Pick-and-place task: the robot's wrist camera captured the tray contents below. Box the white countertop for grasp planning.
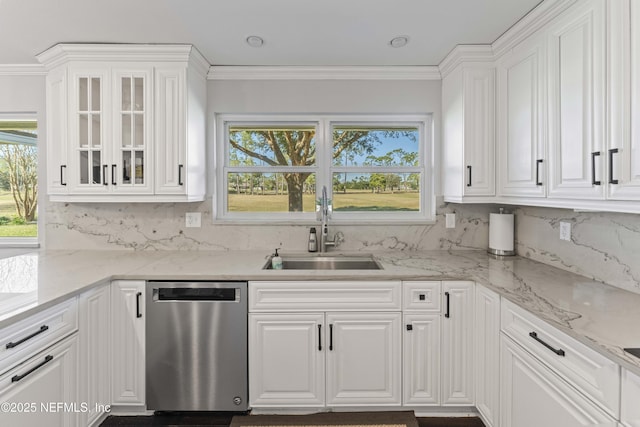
[1,249,639,376]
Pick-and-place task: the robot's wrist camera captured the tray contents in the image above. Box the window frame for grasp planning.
[214,114,434,224]
[0,112,39,248]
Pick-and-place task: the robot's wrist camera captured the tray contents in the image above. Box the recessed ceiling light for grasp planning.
[246,36,264,48]
[389,36,409,48]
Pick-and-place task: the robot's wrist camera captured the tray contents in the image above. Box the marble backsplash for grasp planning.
[44,199,491,253]
[513,206,640,294]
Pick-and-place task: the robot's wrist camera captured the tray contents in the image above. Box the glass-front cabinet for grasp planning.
[38,44,207,202]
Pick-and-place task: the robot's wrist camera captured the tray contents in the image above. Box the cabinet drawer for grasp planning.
[249,281,401,312]
[0,298,78,375]
[501,299,620,417]
[402,281,441,311]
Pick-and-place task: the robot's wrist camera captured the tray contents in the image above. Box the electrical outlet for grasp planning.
[185,212,201,228]
[559,221,571,241]
[445,213,456,229]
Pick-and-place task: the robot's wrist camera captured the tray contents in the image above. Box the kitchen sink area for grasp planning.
[262,253,383,270]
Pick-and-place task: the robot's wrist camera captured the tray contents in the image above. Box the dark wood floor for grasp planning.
[99,412,485,427]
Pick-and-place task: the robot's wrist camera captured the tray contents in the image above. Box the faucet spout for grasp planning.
[319,185,341,252]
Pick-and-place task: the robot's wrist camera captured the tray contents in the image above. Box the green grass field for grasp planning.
[228,190,419,212]
[0,191,37,237]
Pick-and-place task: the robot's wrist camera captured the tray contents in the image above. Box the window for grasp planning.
[0,115,38,245]
[216,115,433,223]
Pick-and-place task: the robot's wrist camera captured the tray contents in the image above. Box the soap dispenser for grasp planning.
[308,227,318,252]
[271,248,283,270]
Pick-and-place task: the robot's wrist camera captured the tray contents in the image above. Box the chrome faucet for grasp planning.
[319,186,343,252]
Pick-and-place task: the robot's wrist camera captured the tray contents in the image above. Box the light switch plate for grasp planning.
[445,213,456,229]
[186,212,201,228]
[559,221,571,241]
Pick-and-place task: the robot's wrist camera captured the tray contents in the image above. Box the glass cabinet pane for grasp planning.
[122,151,131,184]
[79,78,88,111]
[134,77,143,111]
[79,114,89,147]
[135,151,144,184]
[91,78,100,111]
[92,151,101,184]
[122,77,131,111]
[134,115,144,147]
[122,115,132,146]
[92,115,101,147]
[80,151,89,184]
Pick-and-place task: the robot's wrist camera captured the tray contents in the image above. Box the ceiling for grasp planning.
[0,0,542,66]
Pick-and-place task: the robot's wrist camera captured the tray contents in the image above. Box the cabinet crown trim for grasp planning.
[208,65,441,81]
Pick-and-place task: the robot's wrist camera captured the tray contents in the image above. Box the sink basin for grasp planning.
[263,254,382,270]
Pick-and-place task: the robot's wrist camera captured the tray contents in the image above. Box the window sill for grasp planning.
[0,238,40,248]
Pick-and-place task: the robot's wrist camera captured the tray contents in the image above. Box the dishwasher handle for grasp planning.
[155,287,239,302]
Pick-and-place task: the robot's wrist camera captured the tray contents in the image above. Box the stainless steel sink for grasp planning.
[263,254,382,270]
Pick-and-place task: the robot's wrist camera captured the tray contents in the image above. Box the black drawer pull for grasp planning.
[103,165,108,186]
[329,324,334,351]
[111,164,117,185]
[609,149,619,184]
[136,292,142,318]
[536,159,544,186]
[529,331,565,356]
[12,355,54,382]
[591,152,601,185]
[318,324,322,351]
[406,324,413,331]
[60,165,67,186]
[6,325,49,349]
[466,165,472,187]
[445,292,450,318]
[178,164,184,186]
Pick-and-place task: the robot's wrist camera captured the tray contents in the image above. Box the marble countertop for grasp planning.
[1,248,639,376]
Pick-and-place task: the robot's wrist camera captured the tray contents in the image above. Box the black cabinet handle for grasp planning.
[529,331,565,356]
[60,165,67,186]
[466,165,472,187]
[445,292,450,318]
[178,164,184,186]
[329,324,333,351]
[591,152,601,185]
[103,165,108,185]
[6,325,49,349]
[318,324,322,351]
[536,159,544,186]
[609,149,619,184]
[111,165,117,185]
[406,324,413,331]
[12,355,54,383]
[136,292,142,318]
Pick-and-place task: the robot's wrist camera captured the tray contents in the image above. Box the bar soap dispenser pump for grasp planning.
[308,227,318,252]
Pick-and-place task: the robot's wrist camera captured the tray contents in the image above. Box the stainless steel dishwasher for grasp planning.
[146,281,248,411]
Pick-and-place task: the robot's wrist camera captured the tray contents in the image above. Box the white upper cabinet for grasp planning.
[443,64,496,201]
[496,33,547,198]
[38,44,207,202]
[547,0,606,200]
[608,0,640,200]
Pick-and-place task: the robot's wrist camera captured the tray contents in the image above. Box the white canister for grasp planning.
[488,209,515,256]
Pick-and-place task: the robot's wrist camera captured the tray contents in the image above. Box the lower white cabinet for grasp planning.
[248,311,401,408]
[441,281,475,405]
[474,284,501,427]
[0,334,79,427]
[621,368,640,427]
[403,313,440,405]
[79,284,111,426]
[110,280,145,407]
[500,334,617,427]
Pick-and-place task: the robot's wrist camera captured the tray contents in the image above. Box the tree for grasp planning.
[0,143,37,221]
[229,128,415,211]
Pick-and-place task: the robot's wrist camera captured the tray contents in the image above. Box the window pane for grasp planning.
[0,119,38,238]
[332,126,419,166]
[332,173,420,212]
[227,172,315,213]
[228,126,316,167]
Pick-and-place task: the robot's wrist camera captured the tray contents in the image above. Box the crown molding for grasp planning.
[438,45,495,78]
[208,66,441,81]
[0,64,46,76]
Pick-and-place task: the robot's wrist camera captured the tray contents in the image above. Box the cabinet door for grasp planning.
[621,368,640,427]
[326,312,401,406]
[111,67,153,194]
[79,284,110,426]
[68,68,111,194]
[249,313,325,407]
[464,67,496,196]
[0,335,78,427]
[497,34,546,197]
[46,66,69,195]
[475,285,501,427]
[403,313,440,405]
[500,335,617,427]
[111,280,145,406]
[442,281,474,405]
[547,0,606,200]
[608,0,640,200]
